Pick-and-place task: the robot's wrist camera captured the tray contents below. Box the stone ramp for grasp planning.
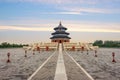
[63,51,94,80]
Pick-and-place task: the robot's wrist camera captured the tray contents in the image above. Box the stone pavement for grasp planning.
[27,43,94,80]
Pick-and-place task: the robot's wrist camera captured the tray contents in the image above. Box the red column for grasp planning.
[72,46,75,51]
[46,46,49,51]
[81,46,84,53]
[37,47,40,53]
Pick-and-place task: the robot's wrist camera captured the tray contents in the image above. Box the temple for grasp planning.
[50,22,71,43]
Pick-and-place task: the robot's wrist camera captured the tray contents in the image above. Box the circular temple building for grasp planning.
[50,22,71,43]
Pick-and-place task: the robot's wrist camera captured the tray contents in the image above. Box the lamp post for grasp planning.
[112,52,116,63]
[95,50,97,57]
[33,50,35,55]
[81,46,84,53]
[87,50,89,55]
[7,52,11,63]
[24,50,27,57]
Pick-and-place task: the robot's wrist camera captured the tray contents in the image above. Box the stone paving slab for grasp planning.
[63,51,94,80]
[28,51,58,80]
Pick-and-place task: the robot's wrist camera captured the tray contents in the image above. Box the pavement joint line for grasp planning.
[27,51,57,80]
[54,44,68,80]
[65,51,94,80]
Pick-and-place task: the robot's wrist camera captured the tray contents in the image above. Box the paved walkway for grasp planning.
[27,51,58,80]
[27,43,94,80]
[63,51,94,80]
[54,44,67,80]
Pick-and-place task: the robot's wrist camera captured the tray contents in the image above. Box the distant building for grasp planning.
[50,22,71,43]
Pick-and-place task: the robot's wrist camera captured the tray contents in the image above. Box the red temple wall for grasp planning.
[51,39,70,43]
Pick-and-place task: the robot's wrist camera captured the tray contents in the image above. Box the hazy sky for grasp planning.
[0,0,120,44]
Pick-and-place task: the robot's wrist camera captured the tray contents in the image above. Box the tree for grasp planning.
[93,40,120,48]
[93,40,103,47]
[0,42,28,48]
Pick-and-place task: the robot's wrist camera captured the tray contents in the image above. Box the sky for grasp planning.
[0,0,120,44]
